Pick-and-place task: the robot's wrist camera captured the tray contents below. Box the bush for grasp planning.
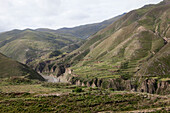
[109,88,114,91]
[72,87,83,93]
[121,74,132,80]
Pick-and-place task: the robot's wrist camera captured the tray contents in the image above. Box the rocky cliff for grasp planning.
[72,77,170,95]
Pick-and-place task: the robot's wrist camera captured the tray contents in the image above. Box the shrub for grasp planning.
[72,87,83,93]
[121,74,132,80]
[109,88,114,91]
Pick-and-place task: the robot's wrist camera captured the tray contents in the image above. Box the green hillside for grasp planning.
[66,0,170,80]
[31,0,170,94]
[0,29,81,63]
[0,53,44,81]
[0,15,122,64]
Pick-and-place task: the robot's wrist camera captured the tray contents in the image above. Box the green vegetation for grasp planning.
[72,87,83,93]
[0,15,123,64]
[57,1,170,84]
[0,1,169,112]
[0,29,81,63]
[0,74,169,113]
[0,78,72,93]
[42,82,70,88]
[0,80,169,113]
[0,53,44,81]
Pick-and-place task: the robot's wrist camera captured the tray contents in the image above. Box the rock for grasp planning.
[82,82,86,86]
[138,78,169,94]
[139,79,157,93]
[156,81,170,94]
[86,82,91,87]
[76,80,81,86]
[92,82,97,88]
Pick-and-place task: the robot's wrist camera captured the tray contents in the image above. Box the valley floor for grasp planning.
[0,78,169,113]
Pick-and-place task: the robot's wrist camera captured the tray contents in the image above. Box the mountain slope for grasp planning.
[32,0,170,94]
[36,15,123,39]
[0,15,123,64]
[0,53,44,81]
[0,29,81,63]
[67,0,170,78]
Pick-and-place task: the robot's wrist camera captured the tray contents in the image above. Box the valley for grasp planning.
[0,0,169,112]
[26,0,170,95]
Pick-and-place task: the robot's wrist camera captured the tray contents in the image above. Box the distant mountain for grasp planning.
[0,15,123,64]
[0,29,81,63]
[36,14,123,39]
[33,0,170,94]
[0,52,44,81]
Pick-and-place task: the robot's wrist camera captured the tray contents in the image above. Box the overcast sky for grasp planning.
[0,0,163,32]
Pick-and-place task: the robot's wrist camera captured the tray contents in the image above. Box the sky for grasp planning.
[0,0,163,32]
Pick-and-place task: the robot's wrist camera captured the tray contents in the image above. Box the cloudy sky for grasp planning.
[0,0,163,32]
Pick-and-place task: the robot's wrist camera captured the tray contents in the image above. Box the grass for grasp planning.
[0,53,44,81]
[69,26,169,82]
[0,29,81,63]
[59,1,170,83]
[0,78,169,112]
[160,78,170,82]
[136,5,155,16]
[0,86,169,112]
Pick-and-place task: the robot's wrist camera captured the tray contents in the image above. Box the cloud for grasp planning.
[0,0,163,32]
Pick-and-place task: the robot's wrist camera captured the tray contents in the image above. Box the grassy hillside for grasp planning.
[0,15,122,64]
[31,0,170,91]
[0,29,81,63]
[62,1,170,81]
[0,53,44,81]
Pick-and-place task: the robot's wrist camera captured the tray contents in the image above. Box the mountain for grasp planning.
[0,29,81,63]
[69,0,170,77]
[36,14,123,39]
[0,15,123,64]
[33,0,170,94]
[0,52,44,81]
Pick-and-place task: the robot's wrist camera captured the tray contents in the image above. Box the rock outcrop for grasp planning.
[72,77,170,95]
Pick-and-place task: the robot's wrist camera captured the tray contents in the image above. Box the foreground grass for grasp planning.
[0,78,169,113]
[0,90,169,113]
